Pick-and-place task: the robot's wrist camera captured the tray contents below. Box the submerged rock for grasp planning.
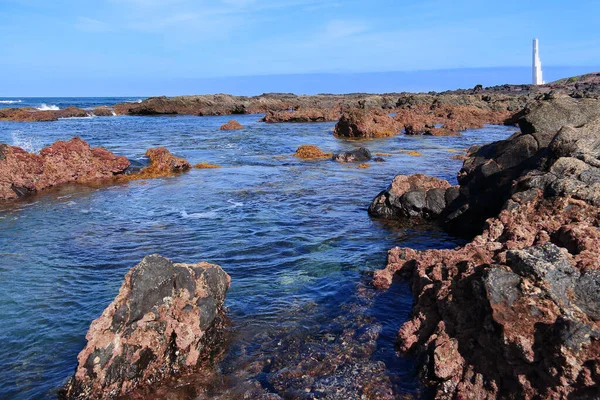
[60,254,230,399]
[332,147,372,163]
[0,137,130,200]
[219,120,244,130]
[334,108,401,138]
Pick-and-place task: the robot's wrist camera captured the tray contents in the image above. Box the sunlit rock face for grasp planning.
[61,254,230,399]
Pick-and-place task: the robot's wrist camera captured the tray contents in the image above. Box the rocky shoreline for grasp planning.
[369,94,600,398]
[2,73,600,399]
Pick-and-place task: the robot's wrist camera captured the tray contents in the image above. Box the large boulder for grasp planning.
[60,254,230,399]
[334,108,401,138]
[368,174,454,220]
[0,137,130,200]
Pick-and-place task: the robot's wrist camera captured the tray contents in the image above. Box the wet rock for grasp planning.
[0,106,89,122]
[122,147,191,181]
[219,120,244,130]
[60,254,230,399]
[194,162,222,169]
[372,95,600,398]
[262,108,340,123]
[334,108,401,138]
[293,145,332,160]
[332,147,371,163]
[368,174,452,220]
[0,137,130,200]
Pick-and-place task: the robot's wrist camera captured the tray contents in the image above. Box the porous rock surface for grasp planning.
[334,108,401,138]
[61,254,230,399]
[372,97,600,398]
[368,174,454,220]
[219,120,244,130]
[0,137,130,200]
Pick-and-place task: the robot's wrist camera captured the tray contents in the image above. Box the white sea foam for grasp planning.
[37,104,60,111]
[11,131,43,153]
[111,111,117,116]
[0,100,22,104]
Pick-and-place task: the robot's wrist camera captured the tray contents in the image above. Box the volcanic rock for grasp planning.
[368,174,454,220]
[0,137,130,200]
[122,148,191,181]
[334,108,401,138]
[332,147,372,163]
[60,254,230,399]
[293,144,332,160]
[262,108,340,123]
[219,120,243,130]
[372,98,600,398]
[0,106,89,122]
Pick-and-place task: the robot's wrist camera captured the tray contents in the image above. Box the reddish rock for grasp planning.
[0,137,130,200]
[91,107,116,117]
[262,107,340,123]
[0,106,89,122]
[372,103,600,398]
[60,254,230,399]
[293,145,332,159]
[334,108,401,138]
[219,120,243,130]
[122,148,191,181]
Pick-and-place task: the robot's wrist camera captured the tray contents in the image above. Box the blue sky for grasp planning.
[1,0,600,95]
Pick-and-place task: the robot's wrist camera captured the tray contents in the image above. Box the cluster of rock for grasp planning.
[0,138,193,201]
[0,137,130,200]
[60,254,230,399]
[370,95,600,398]
[262,107,340,123]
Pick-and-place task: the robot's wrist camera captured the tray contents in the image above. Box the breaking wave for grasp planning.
[0,100,22,104]
[37,104,60,111]
[11,131,43,153]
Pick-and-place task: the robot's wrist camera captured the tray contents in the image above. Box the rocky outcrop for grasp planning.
[332,147,372,163]
[219,120,243,130]
[262,108,340,123]
[122,148,191,181]
[368,174,455,220]
[372,99,600,398]
[0,137,130,200]
[0,107,89,122]
[443,96,600,236]
[334,108,401,138]
[60,254,230,399]
[294,145,332,160]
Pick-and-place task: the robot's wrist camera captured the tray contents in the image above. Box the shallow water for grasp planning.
[0,111,515,399]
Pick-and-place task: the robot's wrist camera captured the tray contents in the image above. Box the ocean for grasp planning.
[0,99,515,398]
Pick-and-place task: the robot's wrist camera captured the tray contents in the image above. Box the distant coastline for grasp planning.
[3,66,600,98]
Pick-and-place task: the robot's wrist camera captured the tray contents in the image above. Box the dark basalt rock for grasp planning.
[332,147,372,163]
[368,174,453,220]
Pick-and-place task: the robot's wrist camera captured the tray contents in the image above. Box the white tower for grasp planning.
[532,38,544,85]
